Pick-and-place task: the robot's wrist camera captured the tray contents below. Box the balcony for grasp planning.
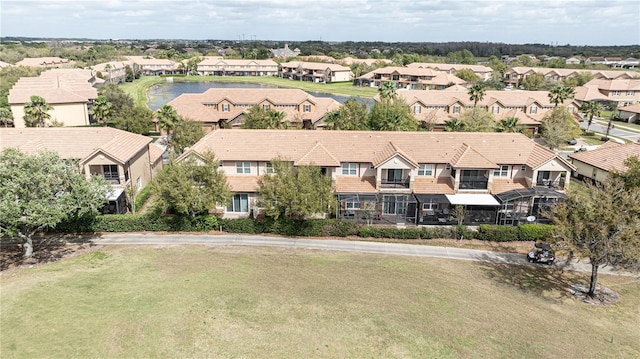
[381,178,410,189]
[459,179,488,190]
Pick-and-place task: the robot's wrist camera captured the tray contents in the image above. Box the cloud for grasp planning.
[1,0,638,45]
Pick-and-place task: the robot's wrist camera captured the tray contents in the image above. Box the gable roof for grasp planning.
[569,142,640,173]
[372,142,418,168]
[0,127,155,165]
[8,68,98,104]
[449,144,499,169]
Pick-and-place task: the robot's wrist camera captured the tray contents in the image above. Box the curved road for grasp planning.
[91,233,634,277]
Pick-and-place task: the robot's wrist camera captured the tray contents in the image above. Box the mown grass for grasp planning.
[120,75,379,108]
[1,246,638,358]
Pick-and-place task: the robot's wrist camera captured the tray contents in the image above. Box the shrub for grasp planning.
[219,218,256,234]
[323,220,359,237]
[134,185,153,212]
[476,225,519,242]
[518,224,554,241]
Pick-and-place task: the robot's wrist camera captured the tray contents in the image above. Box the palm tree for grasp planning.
[548,86,575,107]
[496,117,522,133]
[266,109,286,129]
[468,83,486,107]
[444,118,465,132]
[155,105,181,147]
[0,107,14,128]
[23,95,53,127]
[90,96,112,127]
[605,102,619,140]
[580,101,604,133]
[378,81,396,101]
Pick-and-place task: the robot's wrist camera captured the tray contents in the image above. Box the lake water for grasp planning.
[147,80,366,110]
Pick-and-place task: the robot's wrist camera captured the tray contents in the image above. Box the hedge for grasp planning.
[50,213,554,242]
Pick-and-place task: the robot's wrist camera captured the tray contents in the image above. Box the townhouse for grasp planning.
[167,88,341,131]
[8,68,100,128]
[92,61,130,84]
[585,57,639,68]
[125,56,178,75]
[406,62,493,81]
[197,58,278,76]
[574,78,640,107]
[15,57,76,68]
[393,89,580,134]
[503,66,639,87]
[279,61,353,83]
[354,66,466,90]
[569,142,640,183]
[181,130,574,226]
[0,127,164,214]
[619,103,640,123]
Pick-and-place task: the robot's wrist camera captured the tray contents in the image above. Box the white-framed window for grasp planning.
[263,104,270,110]
[303,104,311,112]
[613,91,620,96]
[626,91,634,96]
[521,165,527,171]
[418,164,433,176]
[345,199,360,209]
[236,162,251,174]
[530,106,537,114]
[222,104,230,112]
[227,194,249,212]
[423,202,437,211]
[493,165,509,177]
[102,164,119,181]
[136,177,142,190]
[492,105,499,114]
[265,162,275,174]
[453,105,460,114]
[414,105,421,114]
[341,162,358,176]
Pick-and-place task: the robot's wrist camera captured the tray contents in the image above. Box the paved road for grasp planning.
[580,120,640,143]
[90,233,634,277]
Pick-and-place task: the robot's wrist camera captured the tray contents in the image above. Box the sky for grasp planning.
[1,0,639,46]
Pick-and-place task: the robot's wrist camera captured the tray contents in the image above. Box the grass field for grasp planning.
[1,246,638,358]
[119,75,379,108]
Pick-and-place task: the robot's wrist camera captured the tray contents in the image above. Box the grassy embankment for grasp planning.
[1,246,639,358]
[120,75,378,108]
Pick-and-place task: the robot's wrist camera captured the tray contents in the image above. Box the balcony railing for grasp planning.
[381,179,410,189]
[459,179,488,190]
[537,179,565,189]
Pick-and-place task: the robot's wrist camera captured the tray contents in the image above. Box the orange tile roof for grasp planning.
[0,127,152,165]
[569,142,640,172]
[372,142,418,167]
[413,178,455,194]
[226,176,260,192]
[335,177,377,193]
[491,178,528,194]
[8,69,98,104]
[450,144,499,169]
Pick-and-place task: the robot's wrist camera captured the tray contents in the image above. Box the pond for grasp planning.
[147,80,369,110]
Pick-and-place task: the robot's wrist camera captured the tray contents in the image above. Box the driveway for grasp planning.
[92,233,633,276]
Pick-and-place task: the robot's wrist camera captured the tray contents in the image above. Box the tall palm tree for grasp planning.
[378,81,397,101]
[495,117,522,133]
[23,95,53,127]
[580,101,604,133]
[90,96,112,127]
[468,83,486,107]
[548,86,575,107]
[444,118,465,132]
[155,105,181,146]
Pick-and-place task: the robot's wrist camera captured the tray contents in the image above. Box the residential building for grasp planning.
[354,66,466,90]
[167,88,341,131]
[0,127,164,214]
[8,68,100,128]
[279,61,353,83]
[574,78,640,107]
[503,66,639,87]
[181,130,574,225]
[339,57,392,67]
[92,61,131,84]
[407,62,493,81]
[393,89,580,134]
[565,57,581,65]
[15,57,76,68]
[197,58,278,76]
[125,56,178,75]
[585,57,639,68]
[569,142,640,183]
[618,103,640,123]
[0,60,13,69]
[270,43,300,59]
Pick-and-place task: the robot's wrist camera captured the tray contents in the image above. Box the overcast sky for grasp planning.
[1,0,639,45]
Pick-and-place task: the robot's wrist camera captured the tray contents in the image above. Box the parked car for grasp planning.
[527,242,555,265]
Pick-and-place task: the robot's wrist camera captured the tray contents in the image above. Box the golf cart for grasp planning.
[527,242,555,265]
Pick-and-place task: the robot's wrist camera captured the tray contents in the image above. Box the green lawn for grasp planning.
[120,76,379,108]
[2,246,638,358]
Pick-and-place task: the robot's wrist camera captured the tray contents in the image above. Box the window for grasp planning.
[227,194,249,212]
[102,165,119,181]
[414,105,421,114]
[265,162,275,174]
[530,106,537,114]
[453,105,460,114]
[521,165,526,171]
[136,177,142,190]
[613,91,620,96]
[445,163,451,170]
[423,202,437,211]
[341,162,357,176]
[345,199,360,209]
[492,105,499,114]
[263,104,270,110]
[303,104,311,112]
[222,104,230,112]
[236,162,251,174]
[418,164,433,176]
[626,91,634,96]
[592,168,598,178]
[493,165,509,177]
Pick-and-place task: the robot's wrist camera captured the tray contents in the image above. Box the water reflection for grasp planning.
[147,80,369,110]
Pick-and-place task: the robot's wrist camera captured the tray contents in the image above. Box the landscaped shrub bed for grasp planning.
[52,214,555,242]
